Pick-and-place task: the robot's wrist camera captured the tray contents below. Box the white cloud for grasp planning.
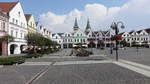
[39,0,150,33]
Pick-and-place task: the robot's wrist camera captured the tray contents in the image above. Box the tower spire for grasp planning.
[85,18,91,33]
[86,18,91,30]
[73,18,79,31]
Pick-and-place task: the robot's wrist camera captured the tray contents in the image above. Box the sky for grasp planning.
[1,0,150,33]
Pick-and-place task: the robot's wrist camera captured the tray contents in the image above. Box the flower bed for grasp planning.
[0,49,60,66]
[75,48,93,57]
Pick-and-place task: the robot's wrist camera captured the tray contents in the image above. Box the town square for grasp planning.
[0,0,150,84]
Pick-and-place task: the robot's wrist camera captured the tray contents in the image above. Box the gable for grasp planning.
[9,2,27,28]
[139,30,148,35]
[73,30,86,37]
[0,2,17,13]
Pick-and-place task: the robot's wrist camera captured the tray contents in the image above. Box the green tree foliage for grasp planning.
[25,33,55,49]
[120,40,127,47]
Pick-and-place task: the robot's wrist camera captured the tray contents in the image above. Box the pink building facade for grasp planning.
[0,10,9,56]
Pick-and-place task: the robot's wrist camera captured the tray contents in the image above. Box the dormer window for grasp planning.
[18,11,21,17]
[12,18,15,23]
[16,20,18,25]
[143,33,145,35]
[68,34,70,37]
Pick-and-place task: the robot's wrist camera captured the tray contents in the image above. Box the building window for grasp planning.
[68,34,70,37]
[75,39,76,42]
[12,18,15,23]
[16,31,18,38]
[30,22,32,27]
[132,38,133,40]
[11,30,13,36]
[16,20,18,25]
[3,22,5,31]
[77,34,79,37]
[18,11,21,17]
[77,39,79,42]
[20,33,22,38]
[83,39,85,42]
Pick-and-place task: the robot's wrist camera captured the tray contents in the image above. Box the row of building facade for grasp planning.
[52,18,150,48]
[121,28,150,46]
[0,1,51,56]
[52,18,114,48]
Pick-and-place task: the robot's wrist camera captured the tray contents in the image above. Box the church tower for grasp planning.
[73,18,79,32]
[85,19,91,33]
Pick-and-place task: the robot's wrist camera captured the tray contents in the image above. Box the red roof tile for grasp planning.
[0,2,17,13]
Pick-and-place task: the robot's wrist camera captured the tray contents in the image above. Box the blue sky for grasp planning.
[0,0,129,19]
[1,0,150,33]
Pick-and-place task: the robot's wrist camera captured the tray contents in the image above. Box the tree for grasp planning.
[25,33,55,50]
[120,40,127,47]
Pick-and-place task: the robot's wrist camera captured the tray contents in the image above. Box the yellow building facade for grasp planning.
[25,14,37,34]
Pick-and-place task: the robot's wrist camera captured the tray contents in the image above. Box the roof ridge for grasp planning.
[0,2,18,13]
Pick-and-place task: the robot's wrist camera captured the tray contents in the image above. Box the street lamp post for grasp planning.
[111,21,125,61]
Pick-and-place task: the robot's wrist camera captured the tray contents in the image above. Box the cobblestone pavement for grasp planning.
[49,49,72,56]
[0,65,47,84]
[32,63,150,84]
[26,56,106,62]
[105,47,150,66]
[1,48,150,84]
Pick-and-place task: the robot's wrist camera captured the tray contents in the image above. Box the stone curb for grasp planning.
[54,60,113,65]
[113,60,150,78]
[0,65,3,68]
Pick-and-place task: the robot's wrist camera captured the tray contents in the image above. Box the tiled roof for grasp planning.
[0,2,17,13]
[129,30,134,34]
[145,28,150,33]
[25,14,32,21]
[137,30,142,34]
[85,31,90,35]
[57,33,64,36]
[0,10,8,18]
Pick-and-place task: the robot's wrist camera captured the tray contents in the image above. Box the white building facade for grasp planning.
[0,2,28,55]
[36,24,51,39]
[121,28,150,46]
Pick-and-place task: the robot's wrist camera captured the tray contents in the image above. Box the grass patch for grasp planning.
[0,56,25,65]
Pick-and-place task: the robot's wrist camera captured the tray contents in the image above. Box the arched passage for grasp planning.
[20,45,27,53]
[88,42,96,48]
[10,44,18,54]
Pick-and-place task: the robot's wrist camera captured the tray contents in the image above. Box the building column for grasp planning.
[67,43,69,48]
[95,41,98,48]
[2,41,8,56]
[61,43,63,49]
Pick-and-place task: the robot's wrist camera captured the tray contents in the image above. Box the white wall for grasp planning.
[8,2,27,55]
